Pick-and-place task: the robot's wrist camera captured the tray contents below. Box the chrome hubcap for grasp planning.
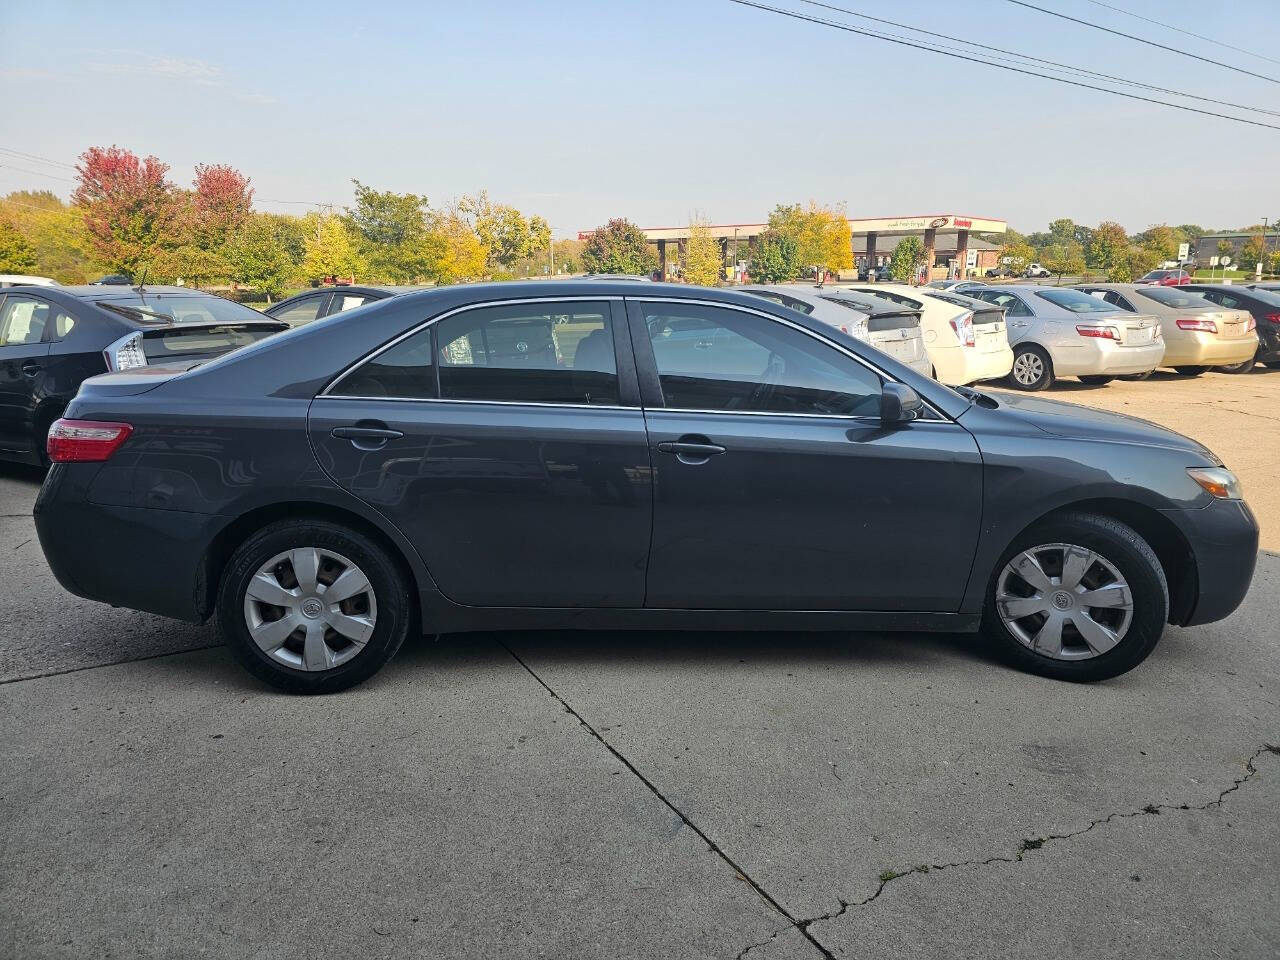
[243,547,377,672]
[1012,352,1043,385]
[996,542,1134,660]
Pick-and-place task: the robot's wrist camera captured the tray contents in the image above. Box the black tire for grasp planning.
[1008,344,1054,391]
[1217,357,1256,374]
[1173,365,1210,377]
[1078,375,1114,386]
[1120,370,1154,381]
[981,513,1169,683]
[1264,360,1280,370]
[217,518,413,694]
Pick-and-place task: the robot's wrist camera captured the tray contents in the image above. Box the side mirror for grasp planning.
[880,382,924,424]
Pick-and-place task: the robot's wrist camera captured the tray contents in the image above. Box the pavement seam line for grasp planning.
[498,639,835,960]
[791,743,1280,939]
[0,642,223,685]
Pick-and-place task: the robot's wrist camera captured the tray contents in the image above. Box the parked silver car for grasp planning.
[968,286,1164,390]
[1074,283,1257,377]
[739,284,931,377]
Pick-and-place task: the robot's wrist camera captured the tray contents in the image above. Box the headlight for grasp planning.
[1187,466,1243,500]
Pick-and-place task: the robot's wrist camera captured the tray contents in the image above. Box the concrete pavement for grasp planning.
[2,413,1278,959]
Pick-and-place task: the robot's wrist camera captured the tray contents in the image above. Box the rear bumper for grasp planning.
[1164,498,1260,627]
[35,465,214,622]
[1052,340,1165,377]
[1161,332,1259,367]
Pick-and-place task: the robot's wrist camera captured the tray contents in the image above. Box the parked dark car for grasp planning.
[265,285,429,326]
[1183,283,1280,371]
[0,285,286,466]
[35,281,1257,693]
[857,264,892,282]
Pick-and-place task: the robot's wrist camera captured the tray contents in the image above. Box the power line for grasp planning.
[1005,0,1280,85]
[727,0,1280,132]
[797,0,1280,119]
[1082,0,1280,68]
[0,146,78,170]
[0,163,76,183]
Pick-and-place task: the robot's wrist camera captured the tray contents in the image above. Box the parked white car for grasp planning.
[1024,263,1051,278]
[926,279,986,294]
[0,274,56,287]
[739,284,931,377]
[838,283,1014,385]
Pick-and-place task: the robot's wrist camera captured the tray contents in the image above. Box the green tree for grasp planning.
[1048,218,1076,245]
[457,193,551,270]
[151,244,230,287]
[303,214,363,281]
[1088,221,1127,270]
[265,213,307,268]
[1241,231,1267,271]
[997,233,1036,275]
[0,218,38,272]
[1041,241,1086,281]
[223,213,296,298]
[1177,224,1208,240]
[683,220,721,285]
[2,191,100,282]
[580,218,657,275]
[1108,245,1158,282]
[345,180,436,283]
[767,202,851,275]
[1139,224,1179,262]
[888,235,926,283]
[748,230,799,283]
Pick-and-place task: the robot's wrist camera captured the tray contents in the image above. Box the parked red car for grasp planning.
[1138,269,1192,286]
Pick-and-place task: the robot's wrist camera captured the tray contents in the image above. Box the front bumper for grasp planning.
[1163,498,1260,627]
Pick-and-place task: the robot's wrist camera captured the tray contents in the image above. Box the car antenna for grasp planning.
[133,266,149,303]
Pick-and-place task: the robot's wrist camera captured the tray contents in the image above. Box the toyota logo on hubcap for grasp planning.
[1052,592,1073,610]
[301,598,324,619]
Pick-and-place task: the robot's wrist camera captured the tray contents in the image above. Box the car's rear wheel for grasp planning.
[982,513,1169,682]
[1008,345,1053,391]
[217,519,412,694]
[1078,375,1113,385]
[1218,357,1256,374]
[1120,370,1153,381]
[1173,365,1210,376]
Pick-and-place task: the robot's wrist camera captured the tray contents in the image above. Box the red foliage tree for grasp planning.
[73,145,179,278]
[191,163,253,250]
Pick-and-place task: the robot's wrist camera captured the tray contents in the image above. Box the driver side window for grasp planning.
[642,303,882,416]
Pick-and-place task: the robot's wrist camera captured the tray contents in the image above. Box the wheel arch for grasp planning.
[1002,497,1196,625]
[198,500,432,624]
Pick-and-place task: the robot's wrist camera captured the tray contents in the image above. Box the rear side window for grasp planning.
[0,295,52,345]
[271,294,328,325]
[437,301,618,405]
[329,327,436,399]
[642,303,881,416]
[331,294,374,313]
[974,291,1032,317]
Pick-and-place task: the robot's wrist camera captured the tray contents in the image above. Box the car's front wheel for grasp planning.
[217,518,413,694]
[982,513,1169,682]
[1173,365,1210,376]
[1008,345,1054,391]
[1218,357,1255,374]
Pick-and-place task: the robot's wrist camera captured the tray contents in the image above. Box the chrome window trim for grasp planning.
[320,293,952,423]
[320,295,626,399]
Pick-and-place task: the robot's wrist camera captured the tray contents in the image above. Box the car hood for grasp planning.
[977,392,1218,460]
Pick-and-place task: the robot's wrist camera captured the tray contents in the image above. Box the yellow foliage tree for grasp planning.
[768,201,852,275]
[683,220,721,285]
[429,211,489,284]
[302,214,363,281]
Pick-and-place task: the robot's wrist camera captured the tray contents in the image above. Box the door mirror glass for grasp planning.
[880,382,923,424]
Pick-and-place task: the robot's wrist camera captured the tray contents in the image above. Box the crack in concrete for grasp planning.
[788,744,1279,944]
[499,640,837,959]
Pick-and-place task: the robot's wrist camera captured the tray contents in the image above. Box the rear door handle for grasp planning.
[657,441,726,456]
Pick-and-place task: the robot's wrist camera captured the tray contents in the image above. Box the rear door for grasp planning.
[627,297,983,611]
[0,293,53,454]
[308,296,653,608]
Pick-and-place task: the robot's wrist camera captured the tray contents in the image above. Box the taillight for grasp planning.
[103,331,147,372]
[1246,316,1257,332]
[1075,325,1120,340]
[1266,313,1280,326]
[1177,317,1218,333]
[46,419,133,463]
[949,311,975,347]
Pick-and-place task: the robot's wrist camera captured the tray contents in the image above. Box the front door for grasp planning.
[0,294,53,455]
[309,297,653,608]
[628,298,983,611]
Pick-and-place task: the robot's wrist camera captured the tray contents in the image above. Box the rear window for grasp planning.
[742,290,815,314]
[97,294,269,325]
[1135,287,1209,309]
[1035,289,1120,314]
[1246,287,1280,308]
[141,325,282,362]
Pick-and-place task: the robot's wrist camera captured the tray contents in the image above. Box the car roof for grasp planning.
[47,285,242,300]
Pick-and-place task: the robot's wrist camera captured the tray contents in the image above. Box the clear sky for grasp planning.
[2,0,1278,237]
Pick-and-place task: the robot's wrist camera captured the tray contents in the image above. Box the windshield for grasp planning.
[1035,289,1120,314]
[1136,287,1210,309]
[97,293,270,325]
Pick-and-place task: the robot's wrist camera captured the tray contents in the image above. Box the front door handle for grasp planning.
[330,425,404,449]
[657,435,726,464]
[21,361,40,378]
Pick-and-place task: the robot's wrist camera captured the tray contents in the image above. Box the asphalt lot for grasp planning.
[2,371,1278,959]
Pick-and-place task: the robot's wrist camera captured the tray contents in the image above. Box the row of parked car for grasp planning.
[0,273,1276,468]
